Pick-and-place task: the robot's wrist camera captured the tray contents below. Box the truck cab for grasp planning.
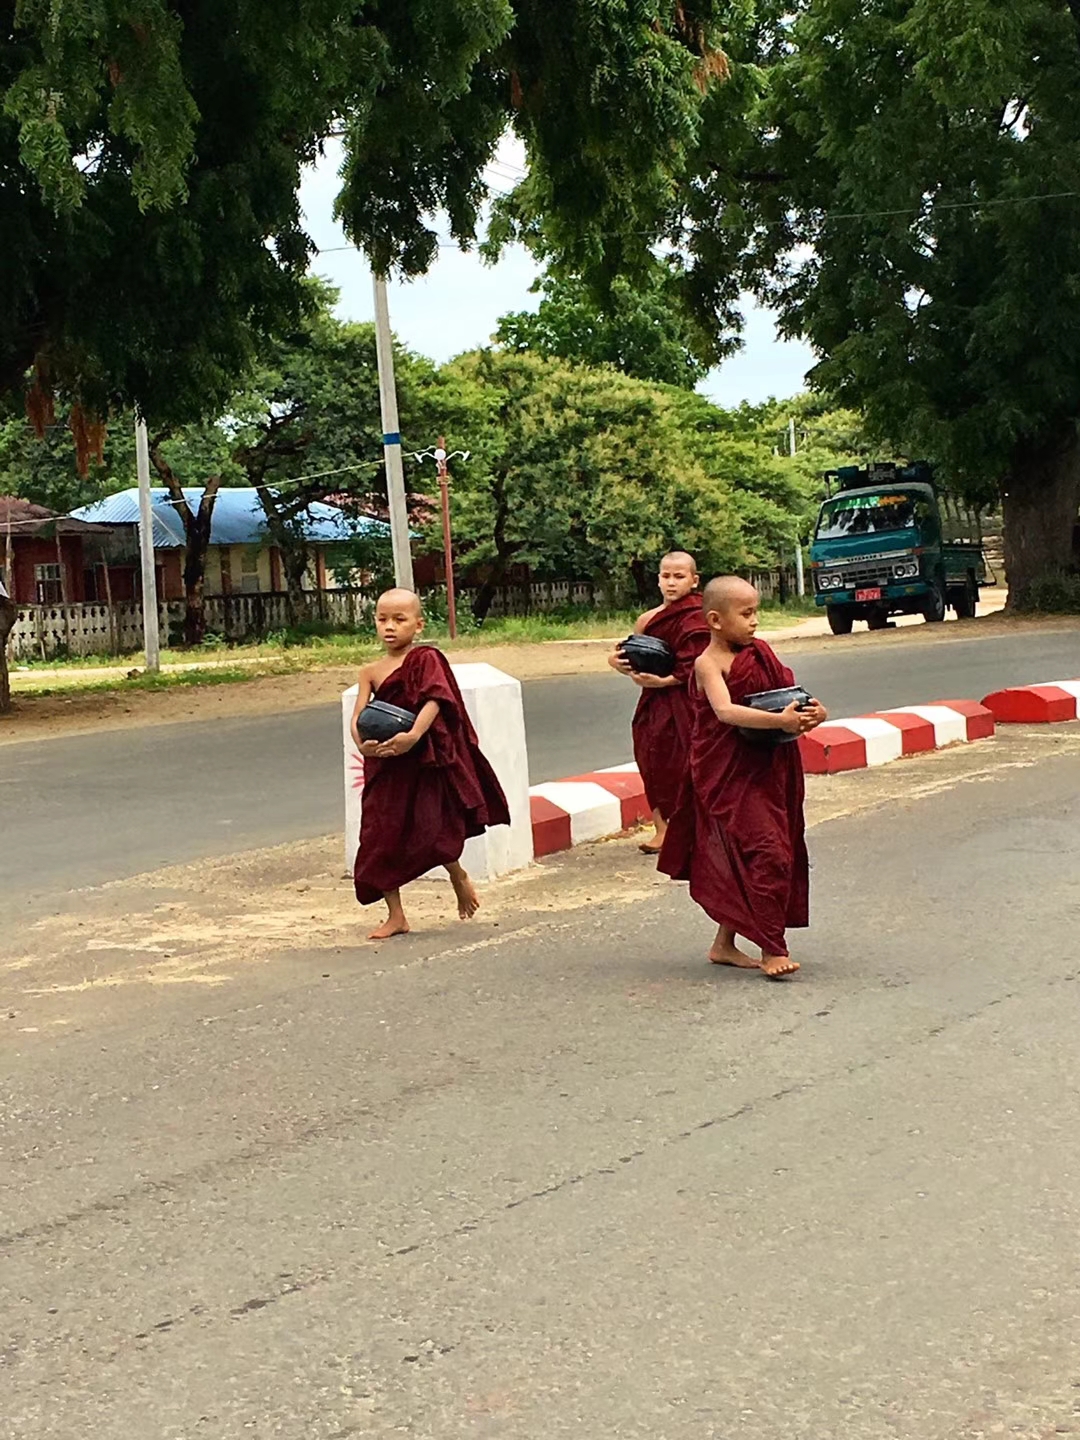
[810,462,987,634]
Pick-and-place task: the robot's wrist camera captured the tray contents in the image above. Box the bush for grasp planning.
[1020,571,1080,614]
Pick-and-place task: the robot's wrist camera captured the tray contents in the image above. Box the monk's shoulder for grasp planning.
[695,647,719,679]
[634,604,664,634]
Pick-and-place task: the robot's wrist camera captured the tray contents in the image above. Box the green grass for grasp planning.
[19,666,273,698]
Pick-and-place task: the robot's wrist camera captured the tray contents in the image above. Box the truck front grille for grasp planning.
[832,561,898,588]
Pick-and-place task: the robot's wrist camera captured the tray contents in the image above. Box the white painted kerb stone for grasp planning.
[342,662,532,883]
[836,716,905,766]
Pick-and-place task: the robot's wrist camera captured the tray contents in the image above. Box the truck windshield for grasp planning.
[816,492,928,541]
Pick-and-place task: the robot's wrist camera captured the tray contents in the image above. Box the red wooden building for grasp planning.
[0,497,111,604]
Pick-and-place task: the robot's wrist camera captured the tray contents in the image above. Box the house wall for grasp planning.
[220,543,273,594]
[7,535,87,604]
[40,540,330,606]
[102,551,183,603]
[159,551,184,600]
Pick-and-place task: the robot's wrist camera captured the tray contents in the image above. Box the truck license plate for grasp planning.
[855,587,882,602]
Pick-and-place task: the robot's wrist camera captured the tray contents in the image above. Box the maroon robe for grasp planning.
[353,646,510,904]
[630,593,711,819]
[658,640,809,956]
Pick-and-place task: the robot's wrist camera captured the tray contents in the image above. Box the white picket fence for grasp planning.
[5,570,798,660]
[5,593,345,660]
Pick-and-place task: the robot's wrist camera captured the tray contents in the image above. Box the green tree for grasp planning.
[494,266,720,389]
[433,351,746,619]
[678,0,1080,605]
[3,1,732,432]
[224,286,438,622]
[0,404,132,515]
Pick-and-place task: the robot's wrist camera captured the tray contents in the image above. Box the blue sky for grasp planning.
[298,139,816,409]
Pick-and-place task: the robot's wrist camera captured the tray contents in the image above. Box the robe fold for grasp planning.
[658,639,809,956]
[353,646,510,904]
[630,593,711,820]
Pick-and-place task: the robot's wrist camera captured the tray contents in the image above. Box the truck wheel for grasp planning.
[953,573,977,620]
[866,606,890,631]
[922,578,947,624]
[827,606,854,635]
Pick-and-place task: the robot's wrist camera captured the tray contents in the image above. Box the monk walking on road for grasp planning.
[659,576,827,978]
[351,590,510,940]
[609,552,711,855]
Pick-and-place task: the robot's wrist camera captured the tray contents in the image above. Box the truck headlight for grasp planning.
[893,561,919,579]
[817,573,843,591]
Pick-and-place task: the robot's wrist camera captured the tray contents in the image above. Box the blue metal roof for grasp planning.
[69,488,387,549]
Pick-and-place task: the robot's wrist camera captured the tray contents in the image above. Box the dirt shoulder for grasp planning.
[2,609,1077,747]
[6,725,1076,1023]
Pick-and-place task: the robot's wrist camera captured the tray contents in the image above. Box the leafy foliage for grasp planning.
[495,265,718,389]
[2,0,731,430]
[672,0,1080,599]
[432,350,748,614]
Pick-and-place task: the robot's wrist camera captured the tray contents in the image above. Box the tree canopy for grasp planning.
[2,0,731,434]
[666,0,1080,602]
[431,350,755,616]
[494,266,718,390]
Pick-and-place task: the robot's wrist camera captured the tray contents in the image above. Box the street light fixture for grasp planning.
[412,438,469,639]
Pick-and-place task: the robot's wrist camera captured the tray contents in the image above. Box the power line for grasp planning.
[824,188,1080,222]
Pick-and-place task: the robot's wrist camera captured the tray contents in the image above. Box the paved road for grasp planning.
[4,734,1080,1437]
[2,628,1078,905]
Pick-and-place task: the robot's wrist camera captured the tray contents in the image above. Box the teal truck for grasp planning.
[810,462,988,635]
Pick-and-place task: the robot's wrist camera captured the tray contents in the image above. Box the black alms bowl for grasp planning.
[737,685,812,746]
[358,699,417,742]
[620,633,676,677]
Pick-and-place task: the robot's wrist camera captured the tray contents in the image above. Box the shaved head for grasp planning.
[376,587,422,617]
[661,550,698,573]
[702,575,758,614]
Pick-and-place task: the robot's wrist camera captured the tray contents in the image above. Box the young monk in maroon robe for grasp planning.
[659,576,828,979]
[350,589,510,940]
[608,552,711,855]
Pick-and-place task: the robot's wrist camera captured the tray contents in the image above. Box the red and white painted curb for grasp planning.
[982,679,1080,724]
[528,699,996,855]
[530,764,651,858]
[799,700,995,775]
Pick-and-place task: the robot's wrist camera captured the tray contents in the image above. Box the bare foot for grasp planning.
[761,954,800,980]
[640,812,667,855]
[450,870,480,921]
[709,941,760,969]
[369,916,410,940]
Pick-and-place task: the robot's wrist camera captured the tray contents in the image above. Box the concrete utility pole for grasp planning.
[789,416,797,457]
[372,272,415,591]
[795,537,806,598]
[134,415,161,673]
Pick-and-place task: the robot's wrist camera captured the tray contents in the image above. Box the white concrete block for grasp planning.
[343,684,363,874]
[342,661,531,885]
[451,663,533,881]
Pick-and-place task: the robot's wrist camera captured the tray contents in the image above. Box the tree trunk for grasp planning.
[471,560,508,625]
[1002,433,1080,609]
[283,544,310,626]
[0,594,15,714]
[471,483,525,625]
[471,542,524,624]
[629,558,650,603]
[150,438,221,646]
